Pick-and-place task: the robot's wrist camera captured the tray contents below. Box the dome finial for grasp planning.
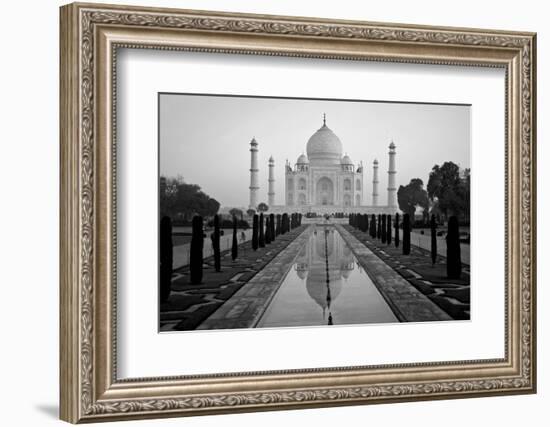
[323,113,326,126]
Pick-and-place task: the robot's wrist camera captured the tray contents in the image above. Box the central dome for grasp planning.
[306,116,343,165]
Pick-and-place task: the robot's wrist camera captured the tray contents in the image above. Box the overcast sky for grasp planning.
[160,93,470,208]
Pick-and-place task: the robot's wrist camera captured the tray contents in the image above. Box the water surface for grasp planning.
[257,225,398,328]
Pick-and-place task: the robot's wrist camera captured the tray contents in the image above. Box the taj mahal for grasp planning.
[248,115,399,215]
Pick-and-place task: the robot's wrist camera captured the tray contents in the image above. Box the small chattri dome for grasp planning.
[373,159,379,164]
[269,155,274,162]
[341,154,353,165]
[389,141,396,149]
[296,153,309,164]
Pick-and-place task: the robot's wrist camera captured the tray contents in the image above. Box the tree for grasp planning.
[402,213,411,255]
[397,178,429,223]
[257,202,269,213]
[159,216,173,303]
[190,216,204,284]
[276,214,281,236]
[252,215,259,250]
[159,176,220,220]
[229,208,244,220]
[246,208,256,217]
[430,214,437,265]
[231,216,238,261]
[446,216,462,278]
[159,177,178,219]
[377,214,382,239]
[427,162,469,221]
[394,213,400,247]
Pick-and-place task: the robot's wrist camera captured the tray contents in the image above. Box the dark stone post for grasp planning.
[252,214,259,250]
[259,213,265,247]
[211,214,221,272]
[231,216,238,261]
[430,214,437,265]
[395,213,400,247]
[270,213,276,242]
[159,216,173,303]
[386,214,392,245]
[265,215,271,244]
[381,214,387,243]
[370,214,376,238]
[402,213,411,255]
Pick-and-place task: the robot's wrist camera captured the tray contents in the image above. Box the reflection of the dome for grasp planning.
[293,226,356,315]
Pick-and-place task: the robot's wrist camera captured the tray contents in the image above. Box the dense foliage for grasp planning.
[397,178,429,222]
[427,162,470,221]
[160,176,220,221]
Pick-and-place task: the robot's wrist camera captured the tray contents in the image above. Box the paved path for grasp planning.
[160,225,307,331]
[198,226,312,330]
[411,230,470,265]
[336,225,451,322]
[173,229,254,269]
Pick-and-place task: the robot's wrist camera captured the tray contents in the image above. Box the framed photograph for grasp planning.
[60,2,537,423]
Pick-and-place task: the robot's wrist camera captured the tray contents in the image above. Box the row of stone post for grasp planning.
[349,212,406,252]
[251,212,302,250]
[348,212,462,279]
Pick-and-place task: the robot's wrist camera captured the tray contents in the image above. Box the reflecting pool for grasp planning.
[257,225,398,328]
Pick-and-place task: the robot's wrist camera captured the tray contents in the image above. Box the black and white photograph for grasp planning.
[158,93,471,331]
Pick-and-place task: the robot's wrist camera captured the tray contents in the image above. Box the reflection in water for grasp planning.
[257,225,398,328]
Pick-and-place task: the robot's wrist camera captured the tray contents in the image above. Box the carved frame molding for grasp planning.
[60,2,536,423]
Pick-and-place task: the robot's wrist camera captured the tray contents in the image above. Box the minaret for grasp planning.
[387,141,398,208]
[249,138,259,209]
[372,159,379,206]
[268,156,275,207]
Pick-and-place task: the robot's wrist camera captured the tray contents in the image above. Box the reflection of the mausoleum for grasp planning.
[294,226,355,320]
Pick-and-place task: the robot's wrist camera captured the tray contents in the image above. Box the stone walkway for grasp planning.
[410,229,470,265]
[159,225,307,331]
[342,225,470,320]
[336,225,451,322]
[198,226,312,330]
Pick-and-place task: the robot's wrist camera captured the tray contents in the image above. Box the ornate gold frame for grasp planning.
[59,2,537,423]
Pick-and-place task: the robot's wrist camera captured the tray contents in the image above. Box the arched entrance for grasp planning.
[344,194,351,207]
[316,177,334,205]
